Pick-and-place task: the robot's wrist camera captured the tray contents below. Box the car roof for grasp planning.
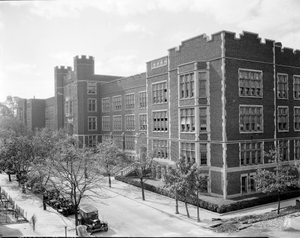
[79,204,98,213]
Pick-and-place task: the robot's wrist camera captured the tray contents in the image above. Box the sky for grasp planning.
[1,0,300,102]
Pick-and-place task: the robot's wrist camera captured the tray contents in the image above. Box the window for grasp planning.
[279,140,289,161]
[45,108,49,118]
[241,173,256,194]
[46,119,50,129]
[102,97,110,112]
[240,142,263,166]
[278,106,289,132]
[200,143,207,165]
[153,140,168,159]
[112,96,122,111]
[139,114,147,131]
[102,116,110,131]
[151,57,167,69]
[87,82,97,94]
[88,98,97,112]
[139,91,146,108]
[113,135,123,149]
[239,69,263,97]
[277,74,288,99]
[295,140,300,160]
[239,106,263,133]
[152,82,167,104]
[180,73,194,98]
[181,142,195,163]
[294,107,300,131]
[153,111,168,131]
[198,72,207,98]
[199,107,207,132]
[241,175,248,193]
[249,174,256,192]
[125,135,135,151]
[125,115,135,131]
[125,93,135,110]
[113,115,122,131]
[88,116,97,131]
[180,108,195,132]
[293,75,300,99]
[88,135,97,148]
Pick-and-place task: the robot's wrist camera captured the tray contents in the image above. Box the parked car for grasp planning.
[79,204,108,233]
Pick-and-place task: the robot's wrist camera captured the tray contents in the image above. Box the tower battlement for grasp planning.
[74,55,94,64]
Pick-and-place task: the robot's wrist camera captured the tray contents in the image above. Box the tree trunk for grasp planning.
[197,190,200,222]
[140,177,145,201]
[108,172,111,188]
[277,191,281,214]
[74,204,79,235]
[175,192,179,214]
[8,173,11,182]
[185,199,190,218]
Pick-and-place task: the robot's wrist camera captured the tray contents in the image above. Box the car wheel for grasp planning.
[105,228,108,232]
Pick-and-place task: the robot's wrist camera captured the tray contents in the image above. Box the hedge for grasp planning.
[114,175,300,213]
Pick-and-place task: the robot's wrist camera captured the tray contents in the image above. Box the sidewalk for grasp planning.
[0,173,76,237]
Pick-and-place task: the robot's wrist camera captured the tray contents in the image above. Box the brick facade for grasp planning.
[17,30,300,199]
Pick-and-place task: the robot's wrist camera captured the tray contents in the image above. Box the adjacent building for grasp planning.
[17,30,300,199]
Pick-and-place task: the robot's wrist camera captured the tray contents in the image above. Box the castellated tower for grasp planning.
[54,66,72,130]
[74,55,94,80]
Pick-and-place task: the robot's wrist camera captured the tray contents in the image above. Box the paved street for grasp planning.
[1,172,300,237]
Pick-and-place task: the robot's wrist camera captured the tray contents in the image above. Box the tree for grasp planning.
[0,96,21,118]
[50,138,105,230]
[192,167,208,222]
[254,145,299,214]
[163,157,197,218]
[95,138,129,187]
[133,146,155,201]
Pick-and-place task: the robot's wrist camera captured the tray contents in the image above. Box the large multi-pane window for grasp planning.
[87,82,97,94]
[125,93,135,110]
[153,111,168,131]
[88,116,97,131]
[181,142,195,163]
[113,135,123,149]
[139,114,147,131]
[125,135,135,151]
[88,135,97,148]
[278,106,289,132]
[139,91,146,108]
[294,107,300,131]
[88,98,97,112]
[295,140,300,160]
[180,73,194,98]
[293,75,300,99]
[112,96,122,111]
[239,106,263,133]
[180,108,195,132]
[198,71,207,98]
[240,142,263,166]
[125,115,135,131]
[279,140,289,161]
[152,81,167,104]
[200,144,207,165]
[277,74,288,99]
[153,140,168,159]
[102,97,110,112]
[199,107,207,132]
[113,115,122,131]
[238,69,263,97]
[102,116,110,131]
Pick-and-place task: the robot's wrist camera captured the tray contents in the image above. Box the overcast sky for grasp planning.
[1,0,300,102]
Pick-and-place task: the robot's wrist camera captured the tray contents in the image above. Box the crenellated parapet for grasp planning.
[275,43,300,67]
[74,55,94,64]
[54,66,72,73]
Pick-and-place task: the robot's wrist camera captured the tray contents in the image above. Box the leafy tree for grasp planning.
[163,157,197,218]
[50,138,105,229]
[192,167,208,222]
[254,145,299,214]
[0,96,21,118]
[95,138,130,187]
[133,146,155,201]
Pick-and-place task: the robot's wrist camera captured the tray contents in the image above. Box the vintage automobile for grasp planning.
[79,204,108,233]
[58,200,78,217]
